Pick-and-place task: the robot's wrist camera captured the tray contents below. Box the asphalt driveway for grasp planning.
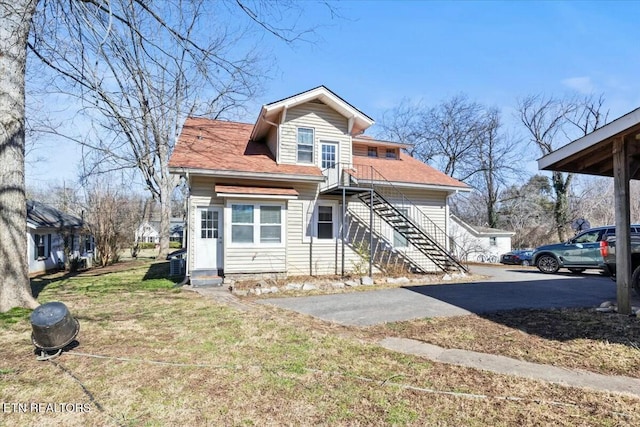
[259,265,637,326]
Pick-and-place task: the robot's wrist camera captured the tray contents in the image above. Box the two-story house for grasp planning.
[169,86,470,285]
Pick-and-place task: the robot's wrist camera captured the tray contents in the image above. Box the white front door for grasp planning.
[195,206,223,270]
[320,141,339,187]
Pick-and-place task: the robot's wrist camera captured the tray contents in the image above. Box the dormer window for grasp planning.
[367,147,377,157]
[297,127,314,163]
[385,148,397,159]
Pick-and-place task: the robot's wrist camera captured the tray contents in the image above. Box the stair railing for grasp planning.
[322,162,468,272]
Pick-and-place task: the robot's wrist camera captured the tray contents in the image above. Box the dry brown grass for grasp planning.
[1,260,639,426]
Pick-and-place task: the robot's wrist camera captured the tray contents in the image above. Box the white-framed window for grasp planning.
[317,206,334,239]
[260,205,282,243]
[231,203,283,245]
[34,234,50,260]
[231,204,254,243]
[386,148,397,159]
[201,209,219,239]
[490,236,497,246]
[297,127,314,163]
[320,141,338,169]
[302,201,339,242]
[368,147,378,157]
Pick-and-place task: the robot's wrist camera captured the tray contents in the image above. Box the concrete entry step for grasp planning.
[191,269,223,287]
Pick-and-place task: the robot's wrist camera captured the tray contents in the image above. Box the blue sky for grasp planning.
[26,0,640,189]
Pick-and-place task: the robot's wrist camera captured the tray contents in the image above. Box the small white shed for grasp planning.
[450,215,515,263]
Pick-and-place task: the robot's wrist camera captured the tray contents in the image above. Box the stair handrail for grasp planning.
[325,162,468,272]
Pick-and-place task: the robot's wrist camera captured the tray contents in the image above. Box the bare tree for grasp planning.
[381,96,519,228]
[498,175,555,249]
[0,0,335,311]
[28,0,271,261]
[84,181,145,267]
[472,108,520,228]
[518,94,608,241]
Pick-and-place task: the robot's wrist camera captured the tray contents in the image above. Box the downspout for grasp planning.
[342,187,346,277]
[182,170,191,286]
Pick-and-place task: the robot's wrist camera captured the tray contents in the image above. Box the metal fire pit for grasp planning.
[30,302,79,360]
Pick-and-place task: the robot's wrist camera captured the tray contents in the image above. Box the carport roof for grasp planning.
[538,106,640,179]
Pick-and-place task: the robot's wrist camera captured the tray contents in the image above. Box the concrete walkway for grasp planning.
[380,337,640,398]
[186,284,640,399]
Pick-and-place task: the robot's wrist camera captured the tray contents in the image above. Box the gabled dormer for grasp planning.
[250,86,374,169]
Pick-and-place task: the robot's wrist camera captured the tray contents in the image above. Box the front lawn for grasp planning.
[1,260,638,426]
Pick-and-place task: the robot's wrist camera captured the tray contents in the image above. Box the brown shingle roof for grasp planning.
[352,153,469,189]
[169,118,323,178]
[170,117,468,190]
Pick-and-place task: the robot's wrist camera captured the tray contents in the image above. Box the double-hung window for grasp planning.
[317,206,334,239]
[260,206,282,243]
[232,204,283,244]
[232,205,254,243]
[297,127,314,163]
[34,234,50,259]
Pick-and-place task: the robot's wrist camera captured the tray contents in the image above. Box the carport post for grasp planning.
[613,137,632,315]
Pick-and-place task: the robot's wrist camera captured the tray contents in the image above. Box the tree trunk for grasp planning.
[156,172,175,260]
[0,1,40,312]
[552,171,573,242]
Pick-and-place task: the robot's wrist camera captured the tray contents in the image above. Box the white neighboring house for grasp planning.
[27,200,93,275]
[135,219,185,245]
[449,215,515,263]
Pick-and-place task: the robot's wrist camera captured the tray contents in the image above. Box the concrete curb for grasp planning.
[380,337,640,398]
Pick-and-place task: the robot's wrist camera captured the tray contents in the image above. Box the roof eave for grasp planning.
[259,86,374,136]
[538,106,640,172]
[169,166,325,183]
[377,181,471,193]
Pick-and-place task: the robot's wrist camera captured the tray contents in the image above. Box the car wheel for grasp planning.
[569,268,586,274]
[521,260,530,267]
[631,266,640,297]
[537,255,560,274]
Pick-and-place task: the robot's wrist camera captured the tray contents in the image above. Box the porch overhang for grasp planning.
[214,185,299,200]
[538,107,640,177]
[169,166,325,183]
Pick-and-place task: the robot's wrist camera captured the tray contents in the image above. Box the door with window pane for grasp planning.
[195,207,223,270]
[320,141,339,187]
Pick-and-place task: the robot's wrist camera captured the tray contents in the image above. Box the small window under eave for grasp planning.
[385,148,397,159]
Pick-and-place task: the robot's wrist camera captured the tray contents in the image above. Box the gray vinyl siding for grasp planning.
[279,102,351,167]
[345,188,449,273]
[266,125,278,162]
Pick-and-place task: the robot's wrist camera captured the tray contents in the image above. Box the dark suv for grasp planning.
[532,225,640,274]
